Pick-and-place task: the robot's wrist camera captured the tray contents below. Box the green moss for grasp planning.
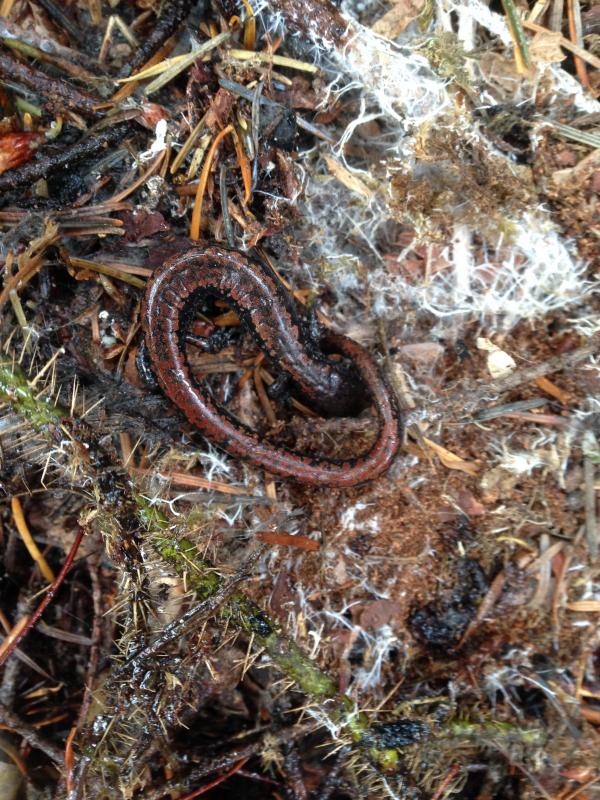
[420,31,473,95]
[0,361,64,429]
[447,719,547,746]
[145,520,404,771]
[0,363,413,775]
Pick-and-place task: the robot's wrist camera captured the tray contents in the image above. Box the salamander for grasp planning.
[141,245,402,487]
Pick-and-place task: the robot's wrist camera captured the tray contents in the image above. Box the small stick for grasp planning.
[254,366,277,426]
[255,532,320,551]
[170,112,207,174]
[0,121,133,192]
[116,549,262,675]
[111,37,177,102]
[548,0,564,30]
[106,149,165,204]
[1,37,98,81]
[431,764,461,800]
[60,254,146,289]
[143,743,265,800]
[178,757,250,800]
[81,564,103,713]
[0,700,64,765]
[35,0,83,45]
[0,527,85,667]
[139,468,252,496]
[0,616,30,663]
[241,0,256,50]
[119,0,195,77]
[562,776,600,800]
[0,17,97,69]
[474,398,547,421]
[231,127,251,204]
[523,19,600,69]
[0,51,99,117]
[219,78,336,143]
[450,338,599,418]
[500,411,568,426]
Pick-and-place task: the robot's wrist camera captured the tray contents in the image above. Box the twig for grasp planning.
[500,411,568,426]
[523,19,600,69]
[541,120,600,149]
[254,366,277,426]
[218,78,335,143]
[143,739,272,800]
[0,17,97,69]
[474,398,547,421]
[450,339,599,419]
[231,127,251,204]
[116,549,263,675]
[35,0,83,45]
[144,507,403,772]
[0,222,59,312]
[283,741,309,800]
[77,555,103,728]
[0,700,64,765]
[170,112,207,174]
[120,0,195,77]
[241,0,256,50]
[255,532,320,551]
[178,756,250,800]
[310,747,350,800]
[59,252,146,289]
[106,149,165,204]
[562,776,600,800]
[0,617,30,664]
[141,32,230,95]
[548,0,564,30]
[0,121,133,192]
[0,50,99,117]
[0,528,85,667]
[431,764,461,800]
[1,36,97,81]
[227,48,318,73]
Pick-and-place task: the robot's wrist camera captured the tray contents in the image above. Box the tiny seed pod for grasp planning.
[0,132,43,175]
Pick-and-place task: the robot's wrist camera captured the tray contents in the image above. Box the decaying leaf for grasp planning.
[529,30,566,63]
[323,154,374,200]
[372,0,427,38]
[423,437,479,475]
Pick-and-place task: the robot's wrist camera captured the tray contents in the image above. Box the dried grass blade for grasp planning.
[501,0,531,71]
[144,31,230,95]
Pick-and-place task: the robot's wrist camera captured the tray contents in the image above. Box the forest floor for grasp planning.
[0,0,598,798]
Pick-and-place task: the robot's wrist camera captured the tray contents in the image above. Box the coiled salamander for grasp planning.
[142,246,402,487]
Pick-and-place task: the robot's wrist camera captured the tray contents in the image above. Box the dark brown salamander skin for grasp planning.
[142,246,402,487]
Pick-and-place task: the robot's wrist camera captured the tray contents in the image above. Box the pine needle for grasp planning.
[190,124,233,241]
[501,0,531,72]
[11,496,56,583]
[226,48,318,73]
[144,32,230,95]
